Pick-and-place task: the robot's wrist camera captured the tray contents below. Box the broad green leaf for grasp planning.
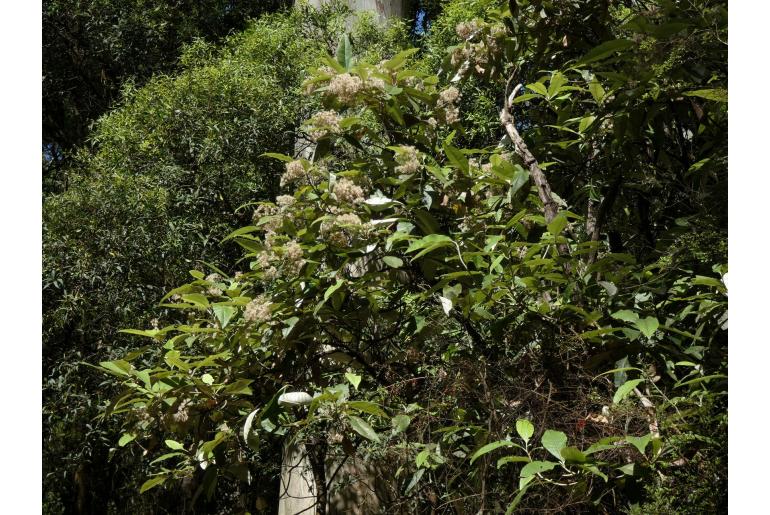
[345,372,362,390]
[140,475,167,494]
[181,293,209,310]
[515,419,534,443]
[383,256,404,268]
[683,89,727,102]
[634,316,659,338]
[526,82,548,96]
[471,440,517,464]
[625,433,652,455]
[548,72,568,98]
[201,373,214,385]
[348,401,386,418]
[588,79,605,103]
[497,455,531,468]
[613,378,645,404]
[392,414,411,434]
[384,48,418,70]
[444,143,469,173]
[611,309,639,323]
[164,439,185,451]
[541,430,568,461]
[118,433,136,447]
[324,280,345,301]
[336,33,353,70]
[99,360,132,376]
[577,39,634,65]
[348,415,381,443]
[213,304,236,328]
[560,446,587,463]
[223,378,253,396]
[519,460,557,488]
[505,483,532,514]
[260,152,293,162]
[547,213,568,235]
[579,116,596,133]
[405,468,425,493]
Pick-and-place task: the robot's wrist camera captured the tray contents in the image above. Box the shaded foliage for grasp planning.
[99,0,726,513]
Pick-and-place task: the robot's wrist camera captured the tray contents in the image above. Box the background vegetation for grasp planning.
[43,0,726,513]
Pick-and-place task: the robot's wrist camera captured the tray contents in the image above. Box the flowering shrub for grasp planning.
[101,1,727,512]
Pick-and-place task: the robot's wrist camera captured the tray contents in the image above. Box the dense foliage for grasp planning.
[98,0,727,513]
[43,4,410,512]
[42,0,293,174]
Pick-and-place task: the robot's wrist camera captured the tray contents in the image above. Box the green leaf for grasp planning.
[519,460,557,488]
[470,440,518,464]
[405,468,425,493]
[588,80,605,103]
[260,152,294,162]
[613,378,645,404]
[213,304,236,328]
[560,446,587,463]
[223,378,253,396]
[625,434,652,455]
[348,415,381,443]
[526,82,548,96]
[181,293,209,310]
[547,213,568,235]
[611,309,639,323]
[548,72,568,98]
[444,143,469,173]
[201,373,214,385]
[634,316,659,338]
[515,419,534,443]
[383,256,404,268]
[505,483,532,514]
[392,414,411,434]
[541,430,568,461]
[336,33,353,70]
[140,475,167,494]
[164,439,185,451]
[576,39,634,65]
[384,48,418,70]
[118,433,136,447]
[579,116,597,133]
[348,401,386,418]
[683,89,727,102]
[497,455,531,468]
[99,360,132,377]
[324,279,345,301]
[345,372,362,390]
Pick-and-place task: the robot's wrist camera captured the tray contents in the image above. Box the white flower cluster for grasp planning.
[205,273,223,296]
[253,204,282,233]
[244,296,272,324]
[451,22,507,78]
[307,110,342,141]
[282,240,305,275]
[327,73,363,104]
[172,399,193,424]
[281,160,306,187]
[455,20,481,40]
[320,212,365,247]
[394,145,421,175]
[437,86,461,124]
[333,178,365,204]
[276,195,296,209]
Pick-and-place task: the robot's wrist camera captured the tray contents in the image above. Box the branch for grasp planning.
[500,82,570,258]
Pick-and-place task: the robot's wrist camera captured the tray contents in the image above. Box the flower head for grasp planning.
[327,73,363,104]
[333,178,365,204]
[394,145,421,175]
[244,296,272,324]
